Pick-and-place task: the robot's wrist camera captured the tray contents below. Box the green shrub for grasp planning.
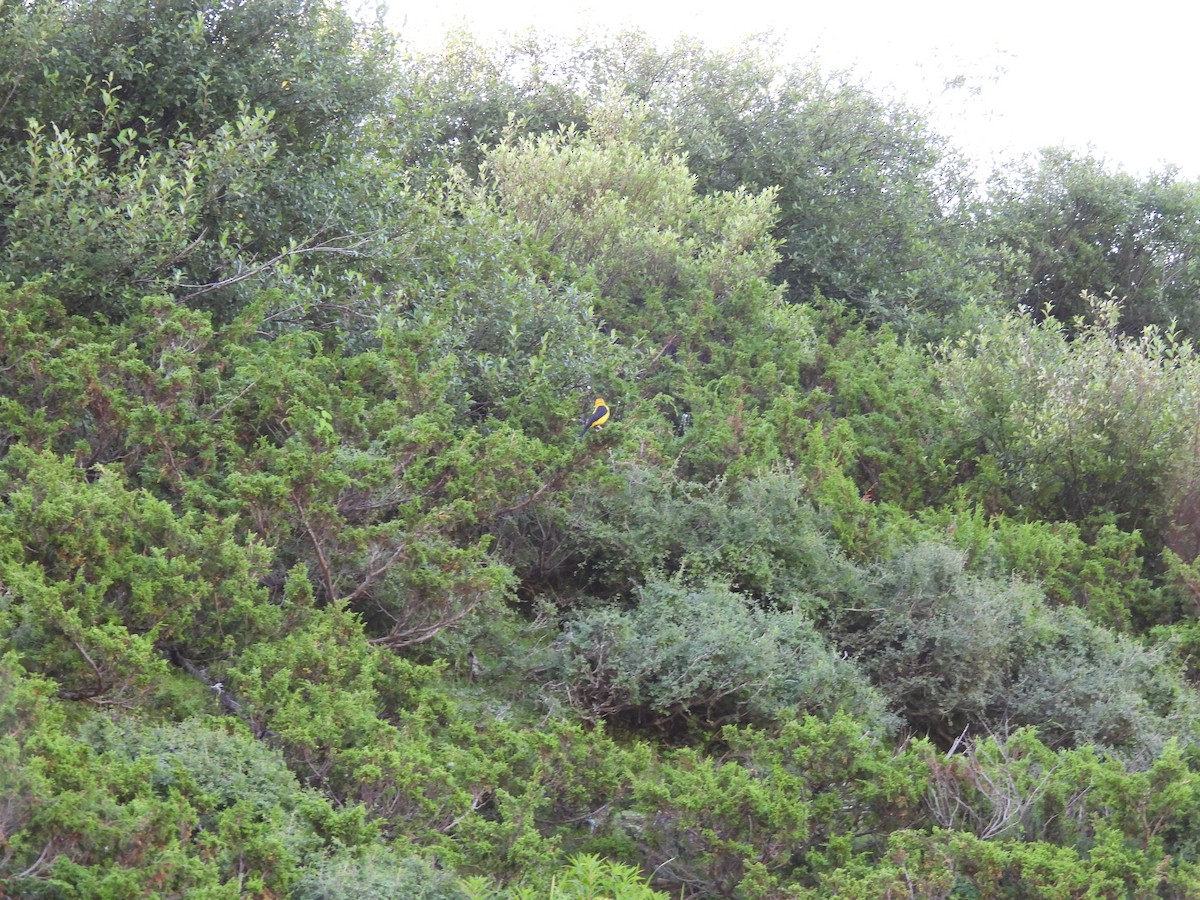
[294,848,467,900]
[557,464,857,608]
[838,542,1042,741]
[549,576,890,730]
[935,296,1200,571]
[1006,607,1200,760]
[839,542,1200,757]
[0,656,331,897]
[0,448,278,701]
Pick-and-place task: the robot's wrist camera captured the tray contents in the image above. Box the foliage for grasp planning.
[935,294,1200,603]
[917,504,1159,630]
[984,148,1200,336]
[834,541,1200,757]
[411,31,991,332]
[0,101,279,317]
[0,447,279,702]
[480,111,783,372]
[8,7,1200,898]
[629,714,930,896]
[836,542,1042,741]
[622,38,987,331]
[547,576,890,730]
[399,29,587,179]
[545,464,850,605]
[0,0,394,151]
[0,0,399,320]
[294,849,468,900]
[506,854,669,900]
[0,655,370,897]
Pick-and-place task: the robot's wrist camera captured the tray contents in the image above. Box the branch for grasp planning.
[366,592,480,649]
[177,232,374,300]
[637,333,679,380]
[292,494,337,602]
[54,639,109,701]
[490,439,611,519]
[17,841,57,880]
[166,646,244,716]
[338,538,409,605]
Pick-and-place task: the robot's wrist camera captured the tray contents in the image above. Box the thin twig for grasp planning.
[946,723,970,757]
[178,233,373,300]
[292,494,337,601]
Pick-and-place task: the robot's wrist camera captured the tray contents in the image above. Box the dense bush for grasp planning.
[834,542,1200,758]
[936,296,1200,540]
[547,577,890,730]
[8,6,1200,897]
[984,149,1200,337]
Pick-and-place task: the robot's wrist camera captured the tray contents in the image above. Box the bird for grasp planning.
[579,397,610,437]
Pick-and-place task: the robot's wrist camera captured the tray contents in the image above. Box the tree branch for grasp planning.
[177,232,374,300]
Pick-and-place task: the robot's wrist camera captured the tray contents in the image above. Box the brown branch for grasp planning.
[636,333,679,381]
[292,494,337,602]
[55,639,109,701]
[339,539,409,605]
[366,598,478,649]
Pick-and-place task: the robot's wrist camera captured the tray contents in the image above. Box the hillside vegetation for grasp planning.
[8,3,1200,897]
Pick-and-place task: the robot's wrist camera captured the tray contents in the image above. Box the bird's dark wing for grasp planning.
[578,403,609,436]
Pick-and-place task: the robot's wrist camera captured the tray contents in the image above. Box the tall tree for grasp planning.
[984,149,1200,336]
[410,31,990,332]
[0,0,399,319]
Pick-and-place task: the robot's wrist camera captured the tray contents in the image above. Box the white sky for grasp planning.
[387,0,1200,184]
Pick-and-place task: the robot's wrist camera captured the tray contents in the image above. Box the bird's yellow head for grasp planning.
[594,397,607,408]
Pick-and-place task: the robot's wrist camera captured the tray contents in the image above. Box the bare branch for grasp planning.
[177,232,375,300]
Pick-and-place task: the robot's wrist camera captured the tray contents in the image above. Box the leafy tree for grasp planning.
[480,107,782,363]
[984,149,1200,336]
[0,105,280,317]
[398,29,587,178]
[935,295,1200,596]
[623,37,987,330]
[0,0,399,319]
[415,31,991,332]
[0,0,394,150]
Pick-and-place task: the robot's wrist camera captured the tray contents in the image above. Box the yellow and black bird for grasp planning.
[579,397,610,438]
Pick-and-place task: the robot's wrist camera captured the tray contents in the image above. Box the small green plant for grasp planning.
[506,854,668,900]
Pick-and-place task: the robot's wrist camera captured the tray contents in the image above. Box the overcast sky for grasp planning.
[388,0,1200,183]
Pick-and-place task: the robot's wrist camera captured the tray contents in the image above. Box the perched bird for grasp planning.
[579,397,610,437]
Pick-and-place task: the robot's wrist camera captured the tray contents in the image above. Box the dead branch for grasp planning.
[177,232,374,300]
